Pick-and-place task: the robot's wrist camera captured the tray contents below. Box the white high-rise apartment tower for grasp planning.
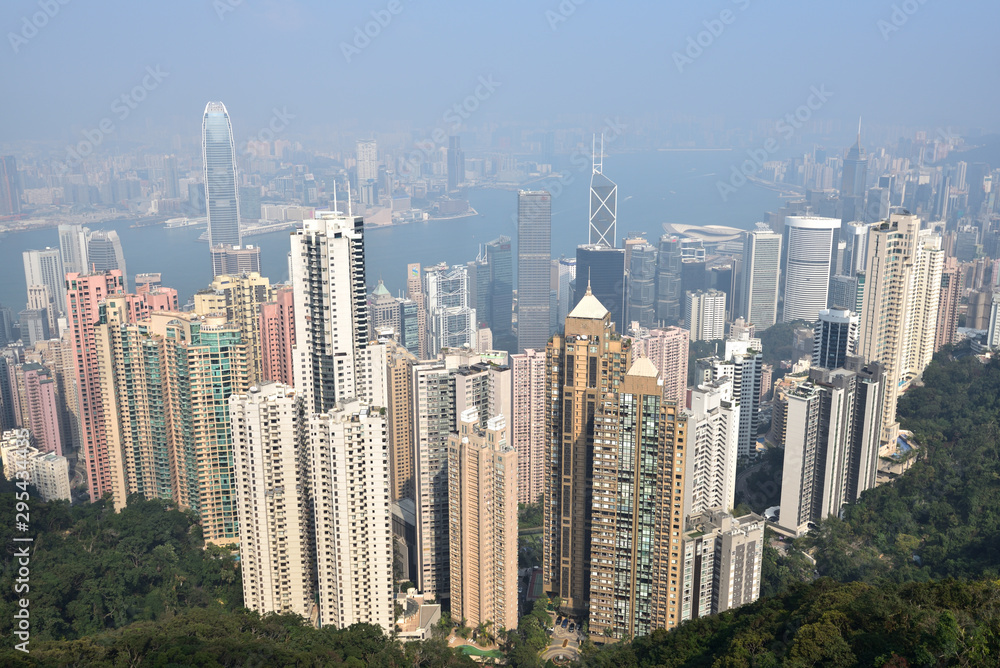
[230,384,316,621]
[684,377,740,520]
[291,211,370,414]
[686,289,726,341]
[309,401,394,632]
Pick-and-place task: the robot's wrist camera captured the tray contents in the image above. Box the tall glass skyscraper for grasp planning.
[589,136,616,248]
[86,229,128,291]
[517,191,551,353]
[575,245,626,333]
[202,102,241,270]
[486,235,513,346]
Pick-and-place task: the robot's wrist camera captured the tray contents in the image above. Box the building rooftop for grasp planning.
[568,288,609,320]
[627,356,659,378]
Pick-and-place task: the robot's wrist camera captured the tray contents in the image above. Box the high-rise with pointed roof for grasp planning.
[840,119,867,222]
[587,355,690,637]
[543,288,632,616]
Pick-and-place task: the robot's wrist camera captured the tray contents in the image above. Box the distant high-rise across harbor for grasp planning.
[202,102,242,275]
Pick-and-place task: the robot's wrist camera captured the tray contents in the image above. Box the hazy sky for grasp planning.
[2,0,997,146]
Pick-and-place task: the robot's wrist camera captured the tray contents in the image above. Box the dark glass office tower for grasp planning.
[486,235,513,346]
[575,244,626,333]
[517,191,551,353]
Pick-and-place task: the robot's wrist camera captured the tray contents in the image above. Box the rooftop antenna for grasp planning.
[347,179,353,217]
[592,133,604,174]
[333,179,339,213]
[857,115,862,147]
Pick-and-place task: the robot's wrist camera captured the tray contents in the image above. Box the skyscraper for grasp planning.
[407,263,428,359]
[628,326,689,406]
[684,378,739,519]
[740,225,781,330]
[813,308,859,370]
[543,289,631,615]
[356,139,378,206]
[486,235,513,346]
[510,347,545,504]
[935,257,961,352]
[370,280,401,337]
[383,340,416,502]
[412,359,457,599]
[777,360,886,536]
[203,102,242,273]
[589,137,617,248]
[685,289,726,342]
[840,123,868,223]
[163,155,180,199]
[781,216,841,322]
[447,410,518,633]
[588,358,688,637]
[230,383,315,620]
[0,155,20,217]
[423,263,476,356]
[290,211,369,414]
[86,230,128,291]
[17,364,64,457]
[575,245,627,333]
[25,285,57,338]
[58,224,90,276]
[857,213,943,443]
[655,235,683,326]
[150,310,249,544]
[309,401,394,632]
[627,241,658,327]
[194,272,274,384]
[680,509,764,622]
[210,245,262,276]
[697,332,764,459]
[447,136,465,192]
[23,248,66,318]
[260,286,296,386]
[517,191,551,353]
[66,270,127,503]
[94,296,172,508]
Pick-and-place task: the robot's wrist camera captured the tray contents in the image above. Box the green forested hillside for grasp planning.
[578,578,1000,667]
[0,607,474,667]
[0,494,241,641]
[809,353,1000,584]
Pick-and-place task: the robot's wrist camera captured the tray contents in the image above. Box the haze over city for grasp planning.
[2,2,1000,666]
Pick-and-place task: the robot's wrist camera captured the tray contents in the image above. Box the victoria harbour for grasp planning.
[0,150,782,311]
